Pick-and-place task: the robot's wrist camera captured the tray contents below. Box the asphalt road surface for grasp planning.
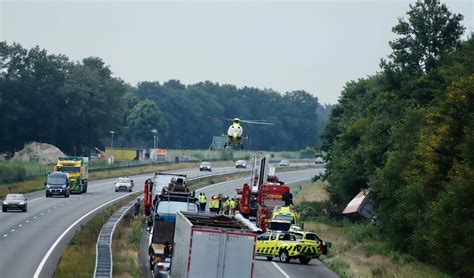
[0,165,247,278]
[194,168,338,278]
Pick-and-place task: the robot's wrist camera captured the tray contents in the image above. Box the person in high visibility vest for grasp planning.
[223,197,230,215]
[229,198,236,216]
[210,196,219,214]
[198,193,207,212]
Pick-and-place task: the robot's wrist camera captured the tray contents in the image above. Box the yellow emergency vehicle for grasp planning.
[291,231,331,258]
[255,231,319,264]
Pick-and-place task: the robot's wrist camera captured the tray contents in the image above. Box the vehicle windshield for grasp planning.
[47,177,67,185]
[278,233,296,241]
[237,160,245,164]
[57,166,80,173]
[156,201,198,215]
[6,194,23,200]
[274,215,295,224]
[201,162,210,166]
[117,178,130,183]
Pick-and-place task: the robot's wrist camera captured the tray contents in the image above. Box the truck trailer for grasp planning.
[171,211,257,278]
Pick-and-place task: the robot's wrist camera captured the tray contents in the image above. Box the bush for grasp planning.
[299,146,317,159]
[295,200,341,219]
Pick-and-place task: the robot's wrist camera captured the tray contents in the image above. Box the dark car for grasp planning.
[199,162,212,172]
[45,172,70,198]
[2,193,28,212]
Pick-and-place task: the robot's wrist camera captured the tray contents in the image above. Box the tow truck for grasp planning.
[237,152,290,232]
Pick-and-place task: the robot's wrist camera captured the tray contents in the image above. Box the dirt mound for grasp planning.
[12,142,66,164]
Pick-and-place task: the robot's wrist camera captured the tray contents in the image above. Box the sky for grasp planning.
[1,1,472,104]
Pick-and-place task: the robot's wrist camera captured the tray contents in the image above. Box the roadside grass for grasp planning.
[55,193,140,278]
[112,208,145,278]
[0,161,235,199]
[295,181,451,278]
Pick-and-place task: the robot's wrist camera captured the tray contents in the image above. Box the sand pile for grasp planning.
[12,142,66,164]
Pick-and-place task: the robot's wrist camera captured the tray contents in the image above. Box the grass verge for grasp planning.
[55,193,140,278]
[112,205,145,278]
[295,181,450,278]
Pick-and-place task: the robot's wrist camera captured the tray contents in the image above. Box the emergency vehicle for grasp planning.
[256,231,320,264]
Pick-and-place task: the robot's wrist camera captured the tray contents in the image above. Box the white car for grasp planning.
[114,177,134,192]
[279,160,290,167]
[235,160,247,168]
[199,161,212,172]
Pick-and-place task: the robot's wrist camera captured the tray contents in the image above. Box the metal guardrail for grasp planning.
[94,197,138,278]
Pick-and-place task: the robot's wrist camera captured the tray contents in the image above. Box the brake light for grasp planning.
[158,263,165,270]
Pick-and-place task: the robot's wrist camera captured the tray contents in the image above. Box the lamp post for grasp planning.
[151,129,157,149]
[109,131,115,148]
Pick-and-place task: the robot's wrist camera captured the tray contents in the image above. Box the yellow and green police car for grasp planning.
[256,231,319,264]
[291,231,331,258]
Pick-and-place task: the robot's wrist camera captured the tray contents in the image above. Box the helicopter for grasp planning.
[205,115,274,149]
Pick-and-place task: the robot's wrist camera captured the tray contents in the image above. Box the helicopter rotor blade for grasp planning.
[204,114,234,121]
[241,120,274,125]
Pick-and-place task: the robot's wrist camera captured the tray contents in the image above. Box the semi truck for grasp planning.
[148,187,198,276]
[171,211,257,278]
[53,156,89,194]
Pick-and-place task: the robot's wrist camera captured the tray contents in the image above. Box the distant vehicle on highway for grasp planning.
[45,171,70,198]
[235,160,247,168]
[114,177,134,192]
[2,193,28,212]
[279,160,290,167]
[315,157,325,165]
[199,161,212,172]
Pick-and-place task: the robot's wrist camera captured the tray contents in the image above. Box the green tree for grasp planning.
[382,0,465,74]
[125,100,167,146]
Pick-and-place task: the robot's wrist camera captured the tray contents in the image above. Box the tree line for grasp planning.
[0,42,331,155]
[322,0,473,275]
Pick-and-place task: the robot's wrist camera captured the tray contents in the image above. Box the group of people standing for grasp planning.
[198,192,237,215]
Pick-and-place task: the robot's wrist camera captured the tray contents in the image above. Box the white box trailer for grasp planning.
[171,211,256,278]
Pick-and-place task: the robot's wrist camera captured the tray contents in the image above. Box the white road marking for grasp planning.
[3,234,7,237]
[54,207,57,209]
[47,210,51,212]
[40,213,44,215]
[272,262,290,278]
[11,229,15,232]
[25,220,30,223]
[18,224,22,228]
[33,216,37,219]
[33,191,140,278]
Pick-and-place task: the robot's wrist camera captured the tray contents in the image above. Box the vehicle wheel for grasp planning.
[115,189,118,192]
[129,188,132,192]
[2,208,6,212]
[66,193,70,198]
[23,208,27,212]
[266,256,273,261]
[299,257,311,264]
[46,192,50,198]
[279,250,290,263]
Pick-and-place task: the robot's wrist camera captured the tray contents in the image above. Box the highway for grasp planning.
[0,166,246,278]
[192,168,338,278]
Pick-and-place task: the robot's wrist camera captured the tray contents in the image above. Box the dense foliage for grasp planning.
[323,1,473,275]
[0,42,330,154]
[137,81,329,150]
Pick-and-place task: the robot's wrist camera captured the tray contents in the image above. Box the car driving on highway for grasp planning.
[114,177,134,192]
[235,160,247,168]
[45,171,70,198]
[2,193,28,212]
[279,160,290,167]
[199,161,212,172]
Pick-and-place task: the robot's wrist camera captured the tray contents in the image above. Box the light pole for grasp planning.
[151,129,157,149]
[109,131,115,148]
